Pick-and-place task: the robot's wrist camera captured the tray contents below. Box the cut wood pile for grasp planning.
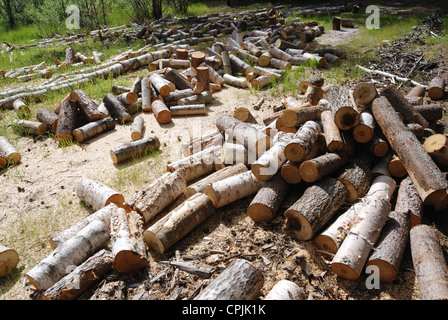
[20,68,448,300]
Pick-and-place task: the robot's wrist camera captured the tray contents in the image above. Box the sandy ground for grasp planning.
[0,26,426,301]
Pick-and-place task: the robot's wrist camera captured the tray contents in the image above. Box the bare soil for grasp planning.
[0,19,446,302]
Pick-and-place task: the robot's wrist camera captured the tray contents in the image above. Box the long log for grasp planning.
[110,135,160,165]
[41,249,113,300]
[0,245,19,277]
[102,93,131,124]
[110,208,147,273]
[25,220,110,291]
[55,101,78,142]
[194,258,264,300]
[131,171,187,223]
[144,193,216,254]
[204,170,264,208]
[76,177,125,211]
[395,176,424,227]
[75,89,106,122]
[73,117,116,143]
[410,224,448,300]
[371,96,448,207]
[284,177,347,241]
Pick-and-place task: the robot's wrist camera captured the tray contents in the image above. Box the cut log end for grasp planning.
[330,262,359,280]
[334,107,360,130]
[247,203,274,223]
[143,231,165,254]
[313,235,338,254]
[284,210,313,241]
[113,250,148,274]
[365,259,397,283]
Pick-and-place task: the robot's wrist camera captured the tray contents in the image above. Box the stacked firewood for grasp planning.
[22,70,448,299]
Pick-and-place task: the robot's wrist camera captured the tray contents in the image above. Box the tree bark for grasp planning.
[26,220,110,291]
[284,177,347,241]
[0,245,19,277]
[131,171,187,223]
[329,85,359,130]
[371,96,448,207]
[72,117,116,143]
[110,208,147,273]
[110,135,160,165]
[144,193,216,254]
[182,130,222,157]
[55,101,78,142]
[415,104,444,122]
[395,176,424,227]
[41,249,113,300]
[204,170,264,208]
[102,93,131,124]
[410,224,448,300]
[194,258,264,300]
[380,85,429,127]
[37,108,58,133]
[247,172,289,222]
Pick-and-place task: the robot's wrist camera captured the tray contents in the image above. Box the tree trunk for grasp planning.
[144,193,216,254]
[110,135,160,165]
[194,258,264,300]
[41,249,113,300]
[371,96,448,207]
[75,89,106,121]
[25,220,110,291]
[264,279,305,300]
[395,176,424,227]
[37,108,58,133]
[72,117,116,143]
[428,76,445,101]
[110,208,147,274]
[247,172,289,222]
[152,0,162,20]
[130,115,144,141]
[0,245,19,277]
[365,211,410,282]
[299,152,348,183]
[284,177,347,241]
[321,109,343,152]
[151,99,172,124]
[329,85,359,130]
[353,110,375,143]
[337,153,373,203]
[49,203,118,250]
[102,93,131,124]
[330,196,391,280]
[284,120,321,162]
[76,177,125,211]
[410,224,448,300]
[12,119,47,136]
[185,163,248,198]
[204,170,264,208]
[55,101,78,142]
[131,171,187,223]
[314,175,396,254]
[380,85,429,128]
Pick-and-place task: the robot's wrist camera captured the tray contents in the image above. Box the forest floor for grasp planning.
[0,3,448,303]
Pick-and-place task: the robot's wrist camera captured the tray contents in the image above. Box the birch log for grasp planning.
[110,135,160,165]
[76,177,125,211]
[395,176,424,227]
[0,136,20,164]
[73,117,116,143]
[130,116,145,141]
[0,245,19,277]
[264,279,306,300]
[284,120,321,163]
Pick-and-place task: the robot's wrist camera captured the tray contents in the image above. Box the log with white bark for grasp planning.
[353,109,375,143]
[205,170,264,208]
[26,220,110,291]
[12,98,30,116]
[12,119,47,136]
[194,258,264,300]
[144,193,216,254]
[284,120,321,163]
[49,203,118,250]
[284,177,347,241]
[76,177,125,211]
[130,116,144,141]
[0,136,20,164]
[170,104,206,116]
[193,66,210,94]
[110,135,160,165]
[380,85,429,128]
[41,249,113,300]
[371,96,448,208]
[0,245,19,277]
[247,172,289,222]
[222,142,249,166]
[182,130,222,157]
[149,72,173,96]
[410,224,448,300]
[72,117,116,143]
[223,74,248,88]
[329,85,359,130]
[264,279,306,300]
[314,175,396,254]
[110,208,147,273]
[178,91,213,105]
[131,171,187,223]
[365,210,410,282]
[395,176,423,227]
[229,54,253,76]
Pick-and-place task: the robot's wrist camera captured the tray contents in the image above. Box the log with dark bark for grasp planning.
[110,135,160,165]
[299,152,348,183]
[395,176,424,227]
[428,76,445,101]
[337,153,373,203]
[73,117,116,143]
[144,193,216,254]
[410,224,448,300]
[37,108,58,133]
[380,85,429,128]
[102,93,131,124]
[332,17,341,30]
[55,101,77,142]
[247,172,289,222]
[194,258,264,300]
[371,96,448,207]
[75,89,107,122]
[329,85,359,130]
[415,104,444,122]
[41,249,113,300]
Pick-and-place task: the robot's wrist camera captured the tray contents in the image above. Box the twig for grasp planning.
[397,54,424,89]
[356,64,427,88]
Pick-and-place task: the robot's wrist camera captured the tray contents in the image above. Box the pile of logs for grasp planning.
[22,70,448,299]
